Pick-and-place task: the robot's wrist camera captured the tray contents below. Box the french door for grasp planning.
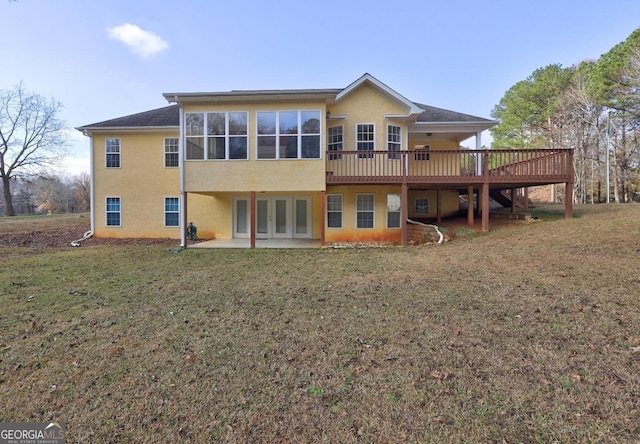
[233,196,311,239]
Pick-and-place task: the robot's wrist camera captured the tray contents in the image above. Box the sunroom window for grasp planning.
[257,111,321,159]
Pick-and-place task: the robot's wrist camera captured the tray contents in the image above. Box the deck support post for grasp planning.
[565,182,573,218]
[436,188,442,225]
[524,187,529,208]
[401,182,408,246]
[250,191,256,249]
[467,186,474,226]
[481,151,489,232]
[511,188,517,213]
[320,191,326,247]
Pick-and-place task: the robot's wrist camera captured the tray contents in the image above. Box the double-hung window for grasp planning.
[387,125,401,160]
[165,197,180,227]
[387,194,401,229]
[106,197,121,226]
[326,194,343,228]
[257,110,321,159]
[106,138,121,168]
[356,124,375,158]
[327,126,343,160]
[356,194,374,229]
[185,112,248,160]
[165,138,179,167]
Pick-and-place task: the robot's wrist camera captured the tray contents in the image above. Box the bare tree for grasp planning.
[72,171,91,212]
[0,82,69,215]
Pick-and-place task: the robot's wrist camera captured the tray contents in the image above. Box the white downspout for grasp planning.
[178,101,186,248]
[71,131,95,246]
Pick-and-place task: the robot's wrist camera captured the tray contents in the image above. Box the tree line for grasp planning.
[491,29,640,204]
[0,173,90,216]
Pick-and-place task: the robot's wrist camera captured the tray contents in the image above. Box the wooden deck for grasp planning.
[325,148,574,238]
[325,148,574,189]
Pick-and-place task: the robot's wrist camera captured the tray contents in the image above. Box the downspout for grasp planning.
[71,130,95,246]
[177,98,186,248]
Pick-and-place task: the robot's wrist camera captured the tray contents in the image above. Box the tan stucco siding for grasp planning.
[91,131,180,238]
[184,191,324,240]
[185,160,325,192]
[327,84,408,152]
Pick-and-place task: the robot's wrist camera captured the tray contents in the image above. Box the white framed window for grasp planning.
[415,197,430,215]
[106,138,121,168]
[164,138,179,167]
[356,124,375,158]
[387,125,401,160]
[106,197,121,226]
[257,110,321,159]
[414,144,430,161]
[326,194,343,228]
[387,194,401,229]
[356,194,374,229]
[164,197,180,227]
[185,112,248,160]
[327,126,343,160]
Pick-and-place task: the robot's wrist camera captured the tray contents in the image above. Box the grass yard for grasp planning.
[1,204,639,442]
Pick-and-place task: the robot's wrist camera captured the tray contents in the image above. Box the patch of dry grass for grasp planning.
[1,204,639,442]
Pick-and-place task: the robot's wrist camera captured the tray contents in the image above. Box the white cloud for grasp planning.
[107,23,169,58]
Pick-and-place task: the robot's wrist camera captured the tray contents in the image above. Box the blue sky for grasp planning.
[2,0,639,175]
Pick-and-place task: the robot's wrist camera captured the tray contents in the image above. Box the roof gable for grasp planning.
[336,73,423,116]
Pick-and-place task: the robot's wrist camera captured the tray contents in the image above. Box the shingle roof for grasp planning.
[77,105,179,130]
[414,102,494,124]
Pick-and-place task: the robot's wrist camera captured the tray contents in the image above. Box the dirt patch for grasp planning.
[0,223,177,248]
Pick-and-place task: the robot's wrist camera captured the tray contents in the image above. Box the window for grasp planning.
[106,197,121,226]
[257,110,321,159]
[106,138,121,168]
[186,113,205,159]
[185,112,248,160]
[387,194,401,229]
[165,138,179,167]
[414,144,430,161]
[327,194,343,228]
[327,126,343,160]
[357,124,375,158]
[165,197,180,227]
[356,194,374,228]
[415,197,430,215]
[387,125,401,160]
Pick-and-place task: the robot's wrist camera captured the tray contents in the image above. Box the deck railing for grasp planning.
[325,148,573,185]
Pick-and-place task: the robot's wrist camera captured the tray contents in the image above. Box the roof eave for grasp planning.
[76,125,179,135]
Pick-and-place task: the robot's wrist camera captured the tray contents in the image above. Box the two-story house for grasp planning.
[77,74,574,247]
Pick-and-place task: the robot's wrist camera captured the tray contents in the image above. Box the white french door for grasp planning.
[234,196,311,239]
[257,197,290,238]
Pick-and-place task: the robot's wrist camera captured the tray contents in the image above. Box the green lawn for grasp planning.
[1,204,639,442]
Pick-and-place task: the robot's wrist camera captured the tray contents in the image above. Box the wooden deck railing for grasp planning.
[325,148,573,185]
